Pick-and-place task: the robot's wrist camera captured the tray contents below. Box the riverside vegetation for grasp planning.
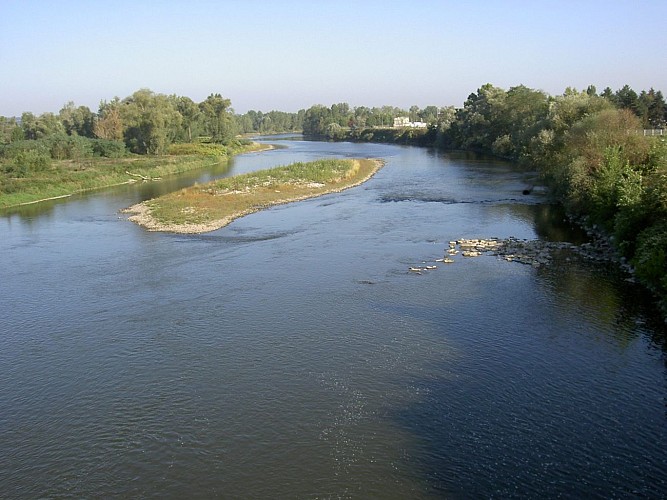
[0,139,266,208]
[301,85,667,317]
[0,89,273,208]
[2,84,667,314]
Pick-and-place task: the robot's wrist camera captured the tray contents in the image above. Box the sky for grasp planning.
[1,0,666,116]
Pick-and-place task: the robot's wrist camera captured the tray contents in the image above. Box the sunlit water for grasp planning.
[1,137,666,498]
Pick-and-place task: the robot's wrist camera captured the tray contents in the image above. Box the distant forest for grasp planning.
[1,83,664,156]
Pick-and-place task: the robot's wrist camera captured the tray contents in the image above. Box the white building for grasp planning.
[393,116,428,129]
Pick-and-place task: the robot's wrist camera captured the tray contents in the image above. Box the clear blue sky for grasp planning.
[1,0,666,116]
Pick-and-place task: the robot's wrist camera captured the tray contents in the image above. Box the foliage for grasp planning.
[427,82,667,313]
[90,139,127,158]
[1,136,125,161]
[236,109,304,134]
[120,89,183,155]
[94,101,124,141]
[59,102,95,137]
[199,93,236,144]
[0,142,261,208]
[633,221,667,310]
[346,126,433,146]
[302,102,451,138]
[3,149,51,177]
[167,142,228,156]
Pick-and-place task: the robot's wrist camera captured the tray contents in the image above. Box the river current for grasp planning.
[1,137,666,498]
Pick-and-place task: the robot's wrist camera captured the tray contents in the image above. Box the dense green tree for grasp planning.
[419,106,440,124]
[638,88,666,128]
[302,105,333,136]
[174,96,203,142]
[450,83,507,151]
[495,85,549,158]
[121,89,182,155]
[0,116,22,144]
[199,93,236,144]
[600,87,614,101]
[21,112,64,140]
[59,102,95,137]
[235,113,254,134]
[527,89,612,178]
[614,84,640,116]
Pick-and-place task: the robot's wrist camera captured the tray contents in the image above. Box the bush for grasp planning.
[4,150,51,177]
[47,134,94,160]
[0,139,50,159]
[167,142,228,156]
[91,139,127,158]
[633,222,667,303]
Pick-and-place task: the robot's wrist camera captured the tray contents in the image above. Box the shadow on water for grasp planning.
[388,254,667,498]
[517,203,590,243]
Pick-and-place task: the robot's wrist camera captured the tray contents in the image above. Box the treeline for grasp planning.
[236,109,304,135]
[0,88,308,177]
[302,102,456,139]
[1,89,239,156]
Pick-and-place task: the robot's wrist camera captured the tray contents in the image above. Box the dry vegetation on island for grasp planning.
[124,158,384,233]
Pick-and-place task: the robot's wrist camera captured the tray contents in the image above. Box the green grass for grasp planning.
[0,142,264,209]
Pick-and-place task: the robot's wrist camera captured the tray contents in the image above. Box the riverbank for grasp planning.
[0,142,272,210]
[124,158,384,233]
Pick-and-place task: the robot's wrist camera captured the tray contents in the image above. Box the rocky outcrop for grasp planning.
[408,236,635,280]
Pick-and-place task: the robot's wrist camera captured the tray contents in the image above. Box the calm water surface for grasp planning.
[1,137,666,498]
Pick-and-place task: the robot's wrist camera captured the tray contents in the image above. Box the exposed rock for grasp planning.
[408,235,634,276]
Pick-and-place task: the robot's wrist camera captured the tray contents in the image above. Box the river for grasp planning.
[1,137,666,498]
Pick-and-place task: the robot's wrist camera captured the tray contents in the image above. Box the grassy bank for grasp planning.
[125,158,384,233]
[0,142,269,209]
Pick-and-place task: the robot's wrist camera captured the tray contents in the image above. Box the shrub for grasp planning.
[168,142,228,156]
[633,222,667,304]
[91,139,127,158]
[47,134,94,160]
[4,150,50,177]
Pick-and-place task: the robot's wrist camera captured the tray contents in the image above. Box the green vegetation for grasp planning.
[0,88,273,208]
[235,109,304,135]
[345,127,434,146]
[2,83,667,314]
[2,88,239,156]
[439,84,667,313]
[299,84,667,314]
[125,158,383,233]
[301,102,456,140]
[0,139,263,209]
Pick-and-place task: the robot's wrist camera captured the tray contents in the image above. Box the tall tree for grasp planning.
[21,112,64,139]
[199,93,236,144]
[174,96,202,142]
[94,99,124,141]
[614,84,640,116]
[59,102,95,137]
[120,89,182,154]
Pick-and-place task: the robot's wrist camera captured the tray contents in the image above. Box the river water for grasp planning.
[1,137,666,498]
